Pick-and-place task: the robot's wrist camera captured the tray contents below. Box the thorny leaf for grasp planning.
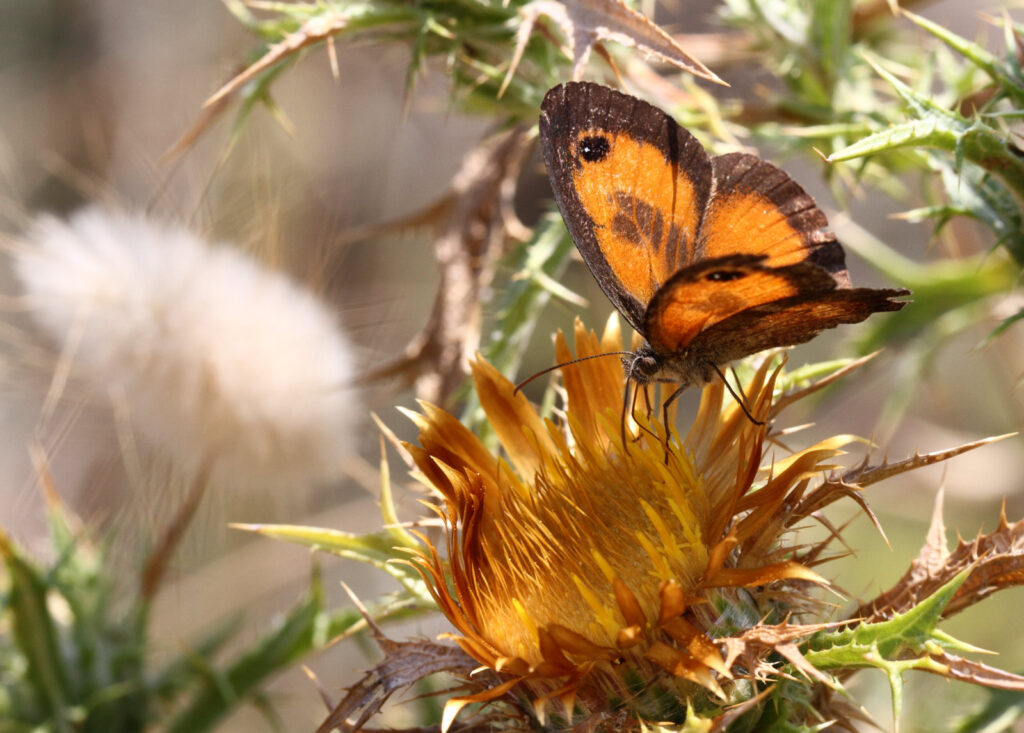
[315,636,483,733]
[719,621,838,685]
[205,10,352,110]
[802,571,1024,725]
[0,528,73,725]
[787,435,1013,530]
[929,650,1024,691]
[852,0,913,37]
[846,435,1016,489]
[231,522,432,602]
[900,8,1024,109]
[853,494,1024,622]
[357,126,534,405]
[502,0,725,95]
[829,52,1024,216]
[816,572,972,664]
[168,7,358,158]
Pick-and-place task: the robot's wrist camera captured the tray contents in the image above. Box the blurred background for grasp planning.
[1,0,1022,730]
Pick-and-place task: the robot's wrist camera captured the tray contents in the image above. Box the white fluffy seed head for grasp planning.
[14,206,358,489]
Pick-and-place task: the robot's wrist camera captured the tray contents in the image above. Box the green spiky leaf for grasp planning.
[232,523,431,602]
[805,570,978,722]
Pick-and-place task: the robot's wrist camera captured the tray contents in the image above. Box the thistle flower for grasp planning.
[13,206,358,489]
[401,318,852,729]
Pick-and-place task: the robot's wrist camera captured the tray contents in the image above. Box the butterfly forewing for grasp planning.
[698,153,850,282]
[540,82,712,331]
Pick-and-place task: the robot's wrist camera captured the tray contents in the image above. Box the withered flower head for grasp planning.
[402,318,851,729]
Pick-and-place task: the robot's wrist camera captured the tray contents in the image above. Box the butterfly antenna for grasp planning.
[513,351,634,395]
[710,363,765,426]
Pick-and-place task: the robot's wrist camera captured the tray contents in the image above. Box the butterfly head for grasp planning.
[624,342,722,392]
[623,345,668,385]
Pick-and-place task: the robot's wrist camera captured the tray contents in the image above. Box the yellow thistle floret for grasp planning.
[403,318,848,728]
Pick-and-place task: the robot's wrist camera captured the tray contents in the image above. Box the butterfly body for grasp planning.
[540,82,908,390]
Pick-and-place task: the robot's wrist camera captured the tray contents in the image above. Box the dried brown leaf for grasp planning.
[789,435,1014,544]
[714,686,871,733]
[667,31,755,69]
[719,621,837,676]
[304,664,337,715]
[709,684,775,732]
[502,0,725,95]
[165,12,351,159]
[163,86,236,162]
[316,637,481,733]
[773,641,837,686]
[791,479,886,544]
[209,11,349,109]
[799,513,857,568]
[853,503,1024,622]
[918,485,950,575]
[841,434,1015,489]
[929,650,1024,691]
[808,687,876,732]
[357,126,533,404]
[140,460,211,600]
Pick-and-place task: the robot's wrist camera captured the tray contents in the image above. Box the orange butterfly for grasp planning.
[540,82,908,400]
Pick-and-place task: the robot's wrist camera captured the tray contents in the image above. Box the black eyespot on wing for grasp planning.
[705,270,746,282]
[578,135,610,162]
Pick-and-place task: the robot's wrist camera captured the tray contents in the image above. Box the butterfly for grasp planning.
[539,81,908,405]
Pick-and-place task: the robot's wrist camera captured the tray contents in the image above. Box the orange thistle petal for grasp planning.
[554,318,629,447]
[547,623,618,660]
[662,616,730,677]
[537,627,576,671]
[472,355,559,479]
[644,642,725,696]
[613,576,648,628]
[704,560,828,589]
[442,677,523,733]
[657,580,691,624]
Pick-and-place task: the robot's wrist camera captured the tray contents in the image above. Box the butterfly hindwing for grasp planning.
[644,256,839,354]
[540,82,713,332]
[686,287,909,366]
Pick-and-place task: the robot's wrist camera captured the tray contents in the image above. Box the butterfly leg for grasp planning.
[640,383,654,419]
[659,382,688,461]
[620,379,634,449]
[620,380,662,450]
[710,363,765,426]
[636,384,664,443]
